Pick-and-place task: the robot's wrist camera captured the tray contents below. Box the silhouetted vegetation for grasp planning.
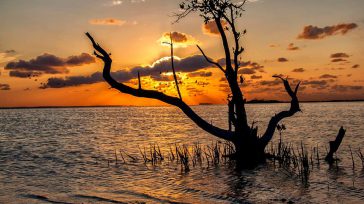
[97,129,364,184]
[86,0,346,167]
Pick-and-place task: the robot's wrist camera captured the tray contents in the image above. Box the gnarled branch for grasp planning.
[86,32,233,141]
[259,75,301,147]
[196,45,225,73]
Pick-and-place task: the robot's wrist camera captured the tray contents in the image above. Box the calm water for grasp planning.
[0,103,363,204]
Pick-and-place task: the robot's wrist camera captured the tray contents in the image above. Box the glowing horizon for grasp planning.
[0,0,363,107]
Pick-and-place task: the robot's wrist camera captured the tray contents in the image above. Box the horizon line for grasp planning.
[1,99,363,110]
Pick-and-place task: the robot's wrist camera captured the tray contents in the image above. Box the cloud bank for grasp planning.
[41,55,213,88]
[298,23,358,40]
[5,53,95,78]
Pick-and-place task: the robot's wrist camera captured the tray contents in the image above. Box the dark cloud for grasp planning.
[304,80,328,85]
[303,79,329,89]
[9,70,42,78]
[0,83,10,91]
[5,53,95,78]
[238,68,256,75]
[278,57,288,62]
[331,58,347,63]
[150,75,181,82]
[260,79,281,86]
[320,74,337,79]
[331,52,349,58]
[5,50,16,54]
[40,70,133,89]
[217,59,264,70]
[298,23,358,39]
[216,60,266,74]
[202,20,228,35]
[331,85,363,92]
[240,61,264,71]
[132,55,211,76]
[41,72,102,89]
[352,64,360,69]
[250,75,262,79]
[292,68,305,72]
[287,43,299,51]
[41,55,213,88]
[330,52,350,63]
[66,53,95,66]
[187,71,212,77]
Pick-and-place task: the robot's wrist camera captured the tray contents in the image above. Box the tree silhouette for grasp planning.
[86,0,301,166]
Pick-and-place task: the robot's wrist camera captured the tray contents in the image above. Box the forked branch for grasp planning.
[85,32,233,141]
[259,75,301,147]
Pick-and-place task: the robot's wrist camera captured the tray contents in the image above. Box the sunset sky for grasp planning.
[0,0,363,107]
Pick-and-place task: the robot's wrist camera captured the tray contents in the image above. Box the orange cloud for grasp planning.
[0,83,10,91]
[0,50,17,64]
[287,43,299,51]
[159,32,198,48]
[202,20,228,36]
[292,68,305,72]
[89,18,126,26]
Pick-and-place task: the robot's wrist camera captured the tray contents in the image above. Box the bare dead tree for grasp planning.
[85,0,302,165]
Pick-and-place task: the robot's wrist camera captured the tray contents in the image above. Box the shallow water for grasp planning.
[0,102,363,203]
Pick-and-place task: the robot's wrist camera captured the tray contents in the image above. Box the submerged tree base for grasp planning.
[97,137,363,184]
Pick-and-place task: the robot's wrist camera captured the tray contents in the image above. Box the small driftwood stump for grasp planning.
[325,126,346,164]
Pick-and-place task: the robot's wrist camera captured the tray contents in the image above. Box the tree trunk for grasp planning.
[86,32,299,167]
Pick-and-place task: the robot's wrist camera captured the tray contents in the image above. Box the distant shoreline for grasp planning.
[1,99,363,110]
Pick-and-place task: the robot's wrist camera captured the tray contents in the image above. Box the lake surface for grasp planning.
[0,102,364,203]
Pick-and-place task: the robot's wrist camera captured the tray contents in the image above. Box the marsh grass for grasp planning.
[99,135,362,184]
[138,144,164,165]
[266,140,311,183]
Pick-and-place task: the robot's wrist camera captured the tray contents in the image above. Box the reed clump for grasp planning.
[127,141,235,172]
[267,140,311,183]
[266,124,312,183]
[138,144,164,165]
[98,125,362,184]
